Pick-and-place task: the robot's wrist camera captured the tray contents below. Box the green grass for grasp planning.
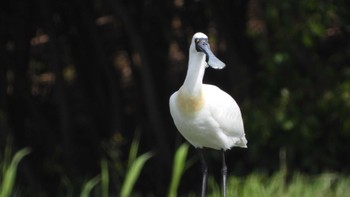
[120,151,153,197]
[0,146,31,197]
[80,133,153,197]
[165,144,349,197]
[119,133,153,197]
[1,140,350,197]
[80,175,101,197]
[168,143,190,197]
[205,171,350,197]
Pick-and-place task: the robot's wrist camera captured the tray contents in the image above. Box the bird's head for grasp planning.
[190,32,226,69]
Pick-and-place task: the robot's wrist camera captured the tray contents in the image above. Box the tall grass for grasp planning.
[119,133,153,197]
[0,146,31,197]
[80,133,153,197]
[120,152,153,196]
[80,175,101,197]
[101,159,109,197]
[168,143,190,197]
[205,171,350,197]
[1,139,349,197]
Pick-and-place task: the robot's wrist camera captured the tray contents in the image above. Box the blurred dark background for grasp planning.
[1,0,350,196]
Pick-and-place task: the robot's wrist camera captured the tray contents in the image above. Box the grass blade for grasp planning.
[0,147,31,197]
[80,175,101,197]
[120,152,153,197]
[167,143,189,197]
[127,132,141,168]
[101,159,109,197]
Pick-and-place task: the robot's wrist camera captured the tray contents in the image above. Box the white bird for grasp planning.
[169,32,247,197]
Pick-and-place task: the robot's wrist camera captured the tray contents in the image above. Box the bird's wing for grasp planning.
[203,84,246,139]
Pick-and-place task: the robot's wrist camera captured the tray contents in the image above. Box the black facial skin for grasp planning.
[195,38,210,62]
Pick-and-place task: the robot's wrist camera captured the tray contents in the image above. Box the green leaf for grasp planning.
[127,132,141,168]
[101,159,109,197]
[167,143,189,197]
[80,175,101,197]
[120,152,153,197]
[0,147,31,197]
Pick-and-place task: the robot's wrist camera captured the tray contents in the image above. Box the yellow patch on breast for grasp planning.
[176,88,205,115]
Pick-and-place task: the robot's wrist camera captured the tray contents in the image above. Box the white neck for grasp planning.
[182,52,206,96]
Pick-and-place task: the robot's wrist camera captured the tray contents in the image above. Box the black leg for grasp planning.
[198,148,208,197]
[222,150,227,197]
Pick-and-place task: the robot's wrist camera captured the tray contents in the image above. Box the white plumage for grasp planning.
[169,32,247,150]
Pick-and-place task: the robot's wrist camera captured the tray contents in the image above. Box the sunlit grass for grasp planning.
[205,171,350,197]
[120,152,153,196]
[168,143,190,197]
[71,142,350,196]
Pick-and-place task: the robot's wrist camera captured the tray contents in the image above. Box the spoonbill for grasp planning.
[169,32,247,197]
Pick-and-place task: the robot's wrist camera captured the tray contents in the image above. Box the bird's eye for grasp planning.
[195,38,200,44]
